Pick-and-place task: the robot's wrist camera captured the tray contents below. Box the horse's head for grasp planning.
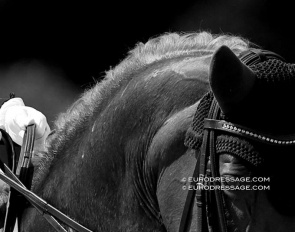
[1,32,294,232]
[205,45,295,231]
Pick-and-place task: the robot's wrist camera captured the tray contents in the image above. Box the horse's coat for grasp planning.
[2,31,295,232]
[2,32,249,231]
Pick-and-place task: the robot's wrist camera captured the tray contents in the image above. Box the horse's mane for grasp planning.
[55,32,251,131]
[33,31,252,188]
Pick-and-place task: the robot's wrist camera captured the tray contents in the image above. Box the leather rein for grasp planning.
[178,48,288,232]
[0,125,92,232]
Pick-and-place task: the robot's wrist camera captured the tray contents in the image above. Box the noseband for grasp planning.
[179,48,290,232]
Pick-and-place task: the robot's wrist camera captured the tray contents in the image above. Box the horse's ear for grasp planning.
[209,45,256,116]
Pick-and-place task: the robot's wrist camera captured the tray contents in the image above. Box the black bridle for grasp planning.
[179,48,289,232]
[0,100,93,232]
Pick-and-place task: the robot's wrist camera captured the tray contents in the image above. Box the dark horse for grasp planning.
[1,31,295,232]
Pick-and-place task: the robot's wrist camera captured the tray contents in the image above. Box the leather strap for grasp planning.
[239,49,285,65]
[16,124,35,187]
[0,125,92,232]
[3,164,67,232]
[0,168,92,232]
[3,124,35,232]
[178,154,200,232]
[204,119,295,145]
[1,129,17,232]
[206,100,228,232]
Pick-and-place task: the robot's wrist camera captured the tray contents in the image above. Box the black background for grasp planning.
[0,0,293,125]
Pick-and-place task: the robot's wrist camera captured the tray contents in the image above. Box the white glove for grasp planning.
[0,98,25,126]
[0,98,50,150]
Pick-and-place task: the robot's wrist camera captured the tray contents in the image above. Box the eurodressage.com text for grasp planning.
[182,176,271,183]
[183,184,271,191]
[181,176,271,191]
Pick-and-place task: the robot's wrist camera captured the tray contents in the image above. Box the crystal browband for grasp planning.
[204,119,295,145]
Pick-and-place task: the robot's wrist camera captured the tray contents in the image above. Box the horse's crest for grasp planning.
[1,32,295,232]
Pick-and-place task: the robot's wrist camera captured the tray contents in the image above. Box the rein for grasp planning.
[0,126,93,232]
[179,98,226,232]
[3,124,35,232]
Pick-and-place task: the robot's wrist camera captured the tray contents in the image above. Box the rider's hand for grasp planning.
[0,98,50,149]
